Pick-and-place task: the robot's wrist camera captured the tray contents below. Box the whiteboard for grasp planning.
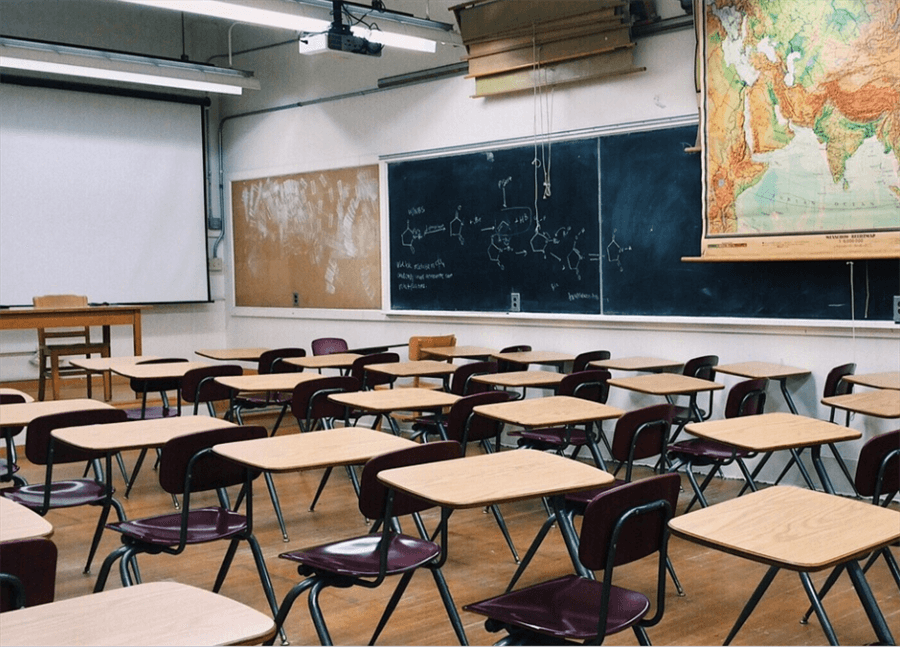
[0,82,210,305]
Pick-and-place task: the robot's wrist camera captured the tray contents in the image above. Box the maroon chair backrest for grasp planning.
[181,364,243,405]
[824,363,856,398]
[444,390,514,447]
[350,352,400,390]
[450,361,499,395]
[290,376,360,424]
[610,404,675,466]
[573,350,611,373]
[258,348,306,375]
[558,369,611,404]
[855,429,899,501]
[158,425,267,495]
[358,440,461,519]
[724,378,768,419]
[579,473,680,571]
[0,538,57,611]
[311,338,349,356]
[684,355,718,380]
[24,408,128,465]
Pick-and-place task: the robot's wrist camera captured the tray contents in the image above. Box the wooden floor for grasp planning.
[4,379,899,646]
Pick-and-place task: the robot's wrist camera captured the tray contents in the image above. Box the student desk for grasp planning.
[282,352,362,372]
[378,449,615,590]
[215,372,328,421]
[68,356,159,402]
[212,427,417,507]
[0,497,54,542]
[668,486,899,646]
[473,394,624,431]
[490,350,575,371]
[195,347,269,362]
[471,369,565,391]
[364,359,458,389]
[110,360,209,383]
[589,356,683,372]
[843,371,900,390]
[0,399,115,428]
[608,373,725,423]
[683,412,861,494]
[0,581,276,646]
[421,345,497,361]
[821,389,900,420]
[52,415,238,500]
[328,388,460,436]
[0,304,145,355]
[714,361,810,414]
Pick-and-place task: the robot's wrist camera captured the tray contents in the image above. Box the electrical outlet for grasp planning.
[510,292,520,312]
[292,292,300,307]
[208,257,223,272]
[893,295,900,324]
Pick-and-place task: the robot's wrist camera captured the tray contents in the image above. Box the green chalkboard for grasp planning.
[388,139,601,313]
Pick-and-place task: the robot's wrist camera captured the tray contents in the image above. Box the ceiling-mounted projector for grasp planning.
[327,25,382,56]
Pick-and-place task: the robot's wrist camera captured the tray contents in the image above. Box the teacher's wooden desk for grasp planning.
[669,486,899,646]
[0,305,145,355]
[0,581,276,646]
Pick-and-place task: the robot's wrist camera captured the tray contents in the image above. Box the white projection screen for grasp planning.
[0,81,210,305]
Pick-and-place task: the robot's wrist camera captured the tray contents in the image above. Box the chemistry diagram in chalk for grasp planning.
[606,229,632,272]
[399,174,593,279]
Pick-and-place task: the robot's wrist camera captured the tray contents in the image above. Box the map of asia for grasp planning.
[701,0,899,259]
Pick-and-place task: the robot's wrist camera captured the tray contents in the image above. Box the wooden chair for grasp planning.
[407,334,456,389]
[33,295,110,401]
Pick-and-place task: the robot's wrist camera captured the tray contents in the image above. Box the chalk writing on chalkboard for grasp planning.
[388,139,601,314]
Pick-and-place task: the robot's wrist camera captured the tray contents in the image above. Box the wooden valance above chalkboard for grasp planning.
[451,0,645,97]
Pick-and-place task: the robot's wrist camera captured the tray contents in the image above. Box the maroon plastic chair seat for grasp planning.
[281,533,440,577]
[469,575,650,639]
[106,507,249,545]
[0,408,128,574]
[266,441,467,647]
[0,538,58,612]
[465,474,680,645]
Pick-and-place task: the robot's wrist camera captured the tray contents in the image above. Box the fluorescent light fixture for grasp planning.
[0,37,260,95]
[119,0,331,32]
[120,0,446,53]
[354,27,436,53]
